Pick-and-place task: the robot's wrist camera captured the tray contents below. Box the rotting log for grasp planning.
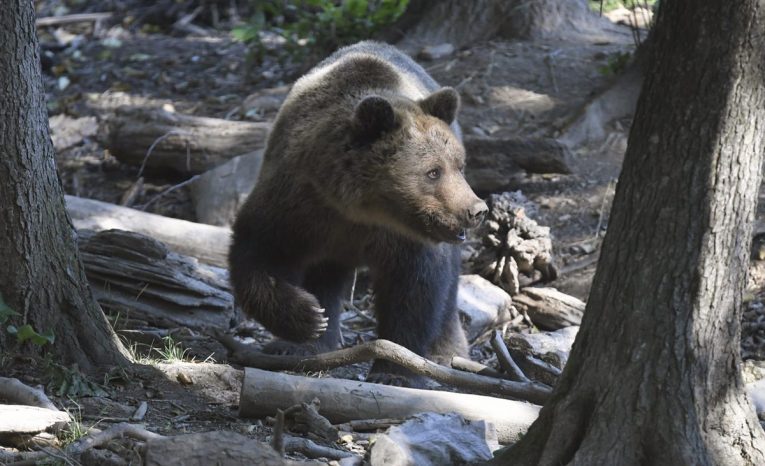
[78,229,234,331]
[65,195,231,267]
[239,368,540,444]
[97,106,569,184]
[512,287,585,330]
[98,107,271,174]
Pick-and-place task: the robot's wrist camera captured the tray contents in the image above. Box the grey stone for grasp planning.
[368,412,499,466]
[189,150,263,226]
[457,274,516,341]
[417,43,456,61]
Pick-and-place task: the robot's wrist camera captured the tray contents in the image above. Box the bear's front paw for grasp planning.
[267,287,328,342]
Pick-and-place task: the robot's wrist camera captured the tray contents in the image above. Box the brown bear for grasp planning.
[229,41,488,386]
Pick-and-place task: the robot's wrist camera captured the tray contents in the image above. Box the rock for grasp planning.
[513,287,585,330]
[417,43,455,61]
[457,275,516,341]
[368,413,499,466]
[747,379,765,420]
[604,7,654,29]
[189,150,264,226]
[506,326,579,385]
[49,114,98,151]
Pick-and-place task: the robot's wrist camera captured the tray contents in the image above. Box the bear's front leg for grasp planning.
[229,226,328,343]
[367,241,464,387]
[262,261,352,355]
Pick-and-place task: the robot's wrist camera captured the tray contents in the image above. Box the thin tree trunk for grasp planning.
[0,1,129,371]
[493,1,765,465]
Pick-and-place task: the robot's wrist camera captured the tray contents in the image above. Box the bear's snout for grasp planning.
[466,200,488,228]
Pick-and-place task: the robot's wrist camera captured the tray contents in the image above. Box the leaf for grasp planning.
[15,324,55,346]
[0,293,20,324]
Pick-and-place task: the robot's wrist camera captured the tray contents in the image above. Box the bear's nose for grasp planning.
[467,201,488,227]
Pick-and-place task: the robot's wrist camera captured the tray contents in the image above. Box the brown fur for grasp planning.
[229,41,487,385]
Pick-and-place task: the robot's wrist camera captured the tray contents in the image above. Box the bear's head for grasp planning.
[344,87,488,244]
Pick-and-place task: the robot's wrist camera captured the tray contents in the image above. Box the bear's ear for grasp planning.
[352,95,396,139]
[420,87,460,124]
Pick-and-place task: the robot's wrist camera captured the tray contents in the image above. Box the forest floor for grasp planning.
[7,1,765,464]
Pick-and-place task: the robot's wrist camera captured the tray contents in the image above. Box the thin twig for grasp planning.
[333,418,403,432]
[490,330,531,383]
[137,130,191,178]
[36,12,112,27]
[284,436,356,460]
[140,175,199,211]
[68,423,163,456]
[216,332,551,404]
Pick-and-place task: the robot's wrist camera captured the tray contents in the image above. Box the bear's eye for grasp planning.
[427,168,441,180]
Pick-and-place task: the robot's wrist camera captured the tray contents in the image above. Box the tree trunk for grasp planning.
[0,1,129,371]
[493,1,765,465]
[390,0,606,48]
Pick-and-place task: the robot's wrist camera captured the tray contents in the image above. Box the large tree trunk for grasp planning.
[391,0,607,48]
[0,1,129,371]
[493,1,765,465]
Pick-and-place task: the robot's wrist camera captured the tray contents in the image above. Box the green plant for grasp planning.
[598,51,632,76]
[60,403,89,447]
[46,361,108,398]
[589,0,658,14]
[0,292,54,347]
[233,0,409,66]
[155,335,190,362]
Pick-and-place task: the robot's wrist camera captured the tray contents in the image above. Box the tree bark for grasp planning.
[493,1,765,465]
[390,0,606,48]
[0,1,129,370]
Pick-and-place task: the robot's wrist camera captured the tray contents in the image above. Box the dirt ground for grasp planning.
[6,1,765,463]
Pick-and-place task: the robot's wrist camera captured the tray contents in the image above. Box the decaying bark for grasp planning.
[78,229,234,331]
[239,368,540,444]
[513,287,585,330]
[98,107,271,174]
[66,195,231,267]
[493,1,765,464]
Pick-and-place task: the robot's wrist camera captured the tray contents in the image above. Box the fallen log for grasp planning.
[78,229,234,331]
[220,335,551,404]
[98,106,568,184]
[240,368,540,444]
[98,107,271,174]
[65,195,231,267]
[464,136,573,194]
[513,287,585,330]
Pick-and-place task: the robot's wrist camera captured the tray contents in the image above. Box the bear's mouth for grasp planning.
[430,225,467,244]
